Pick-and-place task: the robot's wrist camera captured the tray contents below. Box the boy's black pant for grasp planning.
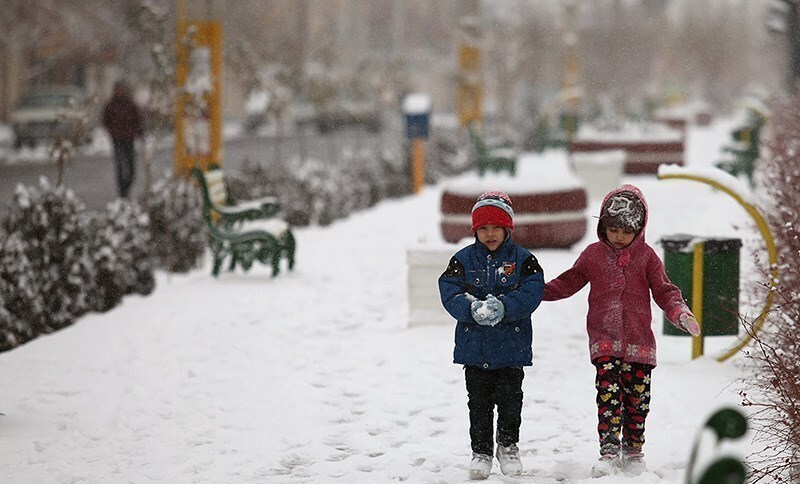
[464,365,524,455]
[592,356,653,455]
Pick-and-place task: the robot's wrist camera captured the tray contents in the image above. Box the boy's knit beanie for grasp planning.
[600,191,645,232]
[471,191,514,233]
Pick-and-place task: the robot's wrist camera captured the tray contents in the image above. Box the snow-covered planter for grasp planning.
[571,123,685,174]
[651,102,713,129]
[570,149,625,201]
[144,173,207,273]
[88,200,156,312]
[406,243,457,327]
[440,152,588,249]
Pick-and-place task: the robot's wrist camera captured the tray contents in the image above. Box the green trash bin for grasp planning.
[660,235,741,336]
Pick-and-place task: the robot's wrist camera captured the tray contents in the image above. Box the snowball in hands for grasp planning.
[679,312,701,336]
[470,295,504,326]
[471,300,492,325]
[484,295,505,326]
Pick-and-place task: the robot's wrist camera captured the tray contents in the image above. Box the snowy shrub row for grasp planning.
[741,94,800,483]
[0,174,205,352]
[226,129,470,226]
[143,173,207,272]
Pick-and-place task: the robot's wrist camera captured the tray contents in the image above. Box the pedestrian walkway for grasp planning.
[0,156,752,483]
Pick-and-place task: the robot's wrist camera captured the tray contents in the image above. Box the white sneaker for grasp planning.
[469,453,493,480]
[496,443,523,476]
[591,453,621,478]
[623,451,647,475]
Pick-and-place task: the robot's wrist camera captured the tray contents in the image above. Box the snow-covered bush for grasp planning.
[741,94,800,483]
[0,172,209,352]
[425,128,473,182]
[88,199,156,313]
[222,125,466,228]
[0,231,41,350]
[144,173,206,273]
[1,179,96,333]
[226,148,410,227]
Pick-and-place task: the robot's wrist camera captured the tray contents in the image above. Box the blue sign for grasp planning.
[403,93,431,140]
[405,113,430,139]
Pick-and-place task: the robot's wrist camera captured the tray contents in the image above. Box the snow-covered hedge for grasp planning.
[143,173,207,273]
[0,173,207,352]
[88,199,156,313]
[226,128,469,226]
[742,94,800,483]
[1,180,96,341]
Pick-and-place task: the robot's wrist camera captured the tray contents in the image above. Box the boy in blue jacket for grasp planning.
[438,191,545,480]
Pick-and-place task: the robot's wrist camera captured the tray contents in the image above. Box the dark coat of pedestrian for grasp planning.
[102,81,144,198]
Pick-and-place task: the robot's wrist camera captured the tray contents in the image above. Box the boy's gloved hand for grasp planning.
[484,295,505,326]
[679,312,701,336]
[471,300,490,325]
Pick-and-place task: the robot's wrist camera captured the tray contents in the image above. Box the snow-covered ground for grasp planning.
[0,118,761,483]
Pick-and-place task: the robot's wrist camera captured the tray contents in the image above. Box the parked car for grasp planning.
[10,85,95,148]
[294,99,382,133]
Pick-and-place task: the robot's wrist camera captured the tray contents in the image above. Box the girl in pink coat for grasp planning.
[543,184,700,477]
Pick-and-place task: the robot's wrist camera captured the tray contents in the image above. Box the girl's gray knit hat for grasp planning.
[600,191,645,232]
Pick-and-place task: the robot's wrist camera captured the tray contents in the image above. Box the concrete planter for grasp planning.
[571,124,685,174]
[440,188,587,249]
[406,246,456,327]
[570,149,625,201]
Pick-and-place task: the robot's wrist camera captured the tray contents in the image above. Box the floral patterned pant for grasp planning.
[592,356,654,456]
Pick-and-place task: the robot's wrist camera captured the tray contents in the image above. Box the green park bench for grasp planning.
[715,110,765,184]
[468,123,517,177]
[191,166,296,277]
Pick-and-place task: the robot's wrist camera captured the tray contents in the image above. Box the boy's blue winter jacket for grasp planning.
[438,237,544,370]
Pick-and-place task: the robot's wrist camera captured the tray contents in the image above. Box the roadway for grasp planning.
[0,123,402,221]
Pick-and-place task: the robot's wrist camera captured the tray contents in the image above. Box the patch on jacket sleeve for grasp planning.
[441,256,464,278]
[500,262,516,277]
[520,255,543,276]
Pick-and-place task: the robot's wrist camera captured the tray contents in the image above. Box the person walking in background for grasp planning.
[102,81,143,198]
[542,184,701,478]
[438,191,545,480]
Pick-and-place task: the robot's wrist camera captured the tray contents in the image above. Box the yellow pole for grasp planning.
[658,171,779,362]
[207,20,222,171]
[175,0,186,176]
[457,45,482,127]
[457,0,482,128]
[691,242,705,359]
[174,1,223,176]
[411,138,425,194]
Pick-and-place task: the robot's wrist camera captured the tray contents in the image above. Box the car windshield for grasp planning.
[19,93,81,109]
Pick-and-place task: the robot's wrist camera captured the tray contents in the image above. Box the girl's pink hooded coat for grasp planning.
[543,184,690,366]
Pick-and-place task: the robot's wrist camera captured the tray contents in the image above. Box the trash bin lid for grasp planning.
[660,234,742,254]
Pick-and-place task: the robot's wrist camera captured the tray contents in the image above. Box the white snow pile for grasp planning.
[0,118,762,483]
